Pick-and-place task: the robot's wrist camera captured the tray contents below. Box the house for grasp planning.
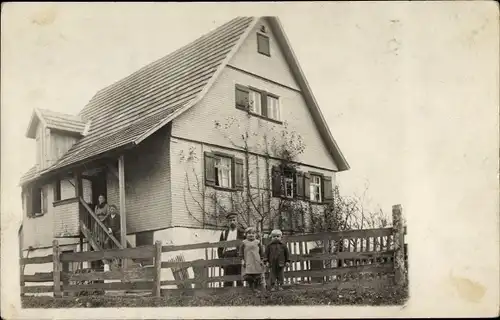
[18,16,349,279]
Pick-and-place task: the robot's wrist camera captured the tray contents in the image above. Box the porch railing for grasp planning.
[79,198,122,250]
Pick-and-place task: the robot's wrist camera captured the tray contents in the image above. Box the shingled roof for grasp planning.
[20,16,350,186]
[53,17,253,170]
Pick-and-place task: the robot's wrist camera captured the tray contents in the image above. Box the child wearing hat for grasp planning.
[264,229,290,291]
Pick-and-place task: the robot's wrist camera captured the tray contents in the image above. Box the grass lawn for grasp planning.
[22,284,408,308]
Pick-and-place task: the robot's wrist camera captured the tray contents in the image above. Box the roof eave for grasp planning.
[267,17,350,172]
[25,109,44,139]
[19,142,137,187]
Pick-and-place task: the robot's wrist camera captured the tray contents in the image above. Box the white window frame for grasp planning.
[283,175,294,199]
[267,95,280,121]
[215,156,232,188]
[249,90,262,115]
[310,175,322,202]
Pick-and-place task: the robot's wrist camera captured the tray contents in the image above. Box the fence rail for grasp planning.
[20,205,407,297]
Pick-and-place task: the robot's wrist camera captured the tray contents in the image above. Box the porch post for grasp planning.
[74,171,83,198]
[118,155,127,259]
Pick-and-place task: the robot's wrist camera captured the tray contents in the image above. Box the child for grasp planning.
[239,227,265,292]
[264,229,290,291]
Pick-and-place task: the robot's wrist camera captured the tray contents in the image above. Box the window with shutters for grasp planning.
[272,167,334,204]
[310,175,322,202]
[27,186,44,218]
[235,85,282,124]
[257,32,270,56]
[205,152,244,191]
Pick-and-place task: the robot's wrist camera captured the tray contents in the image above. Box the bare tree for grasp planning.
[179,101,311,236]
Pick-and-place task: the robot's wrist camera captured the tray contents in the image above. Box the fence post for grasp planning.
[53,240,62,298]
[153,241,162,297]
[392,204,406,287]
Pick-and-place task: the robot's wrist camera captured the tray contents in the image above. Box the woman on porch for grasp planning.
[93,194,110,244]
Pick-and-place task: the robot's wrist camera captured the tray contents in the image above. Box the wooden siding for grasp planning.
[228,18,300,91]
[172,68,338,171]
[53,200,80,237]
[169,138,336,229]
[106,125,172,234]
[22,178,91,249]
[49,132,79,166]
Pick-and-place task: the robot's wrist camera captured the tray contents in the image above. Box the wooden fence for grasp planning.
[20,205,407,297]
[20,240,162,297]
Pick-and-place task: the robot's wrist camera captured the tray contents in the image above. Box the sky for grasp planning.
[1,2,499,315]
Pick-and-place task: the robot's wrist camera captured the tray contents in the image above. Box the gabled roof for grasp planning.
[20,16,349,186]
[19,165,39,186]
[26,108,86,139]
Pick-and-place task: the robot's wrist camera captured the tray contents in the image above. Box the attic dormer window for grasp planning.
[257,33,270,57]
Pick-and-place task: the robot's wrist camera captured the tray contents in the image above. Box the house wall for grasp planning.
[22,179,92,250]
[106,125,172,234]
[169,137,335,230]
[171,62,338,172]
[228,18,300,91]
[48,131,79,166]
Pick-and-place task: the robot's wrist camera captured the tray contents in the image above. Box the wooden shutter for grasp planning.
[54,179,61,201]
[235,85,249,109]
[26,188,33,218]
[234,158,244,190]
[303,172,311,201]
[32,186,42,214]
[257,33,270,56]
[295,171,304,199]
[261,92,268,117]
[204,152,216,186]
[322,176,333,203]
[271,165,282,197]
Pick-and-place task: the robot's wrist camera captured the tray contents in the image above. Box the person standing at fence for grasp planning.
[239,227,265,292]
[105,205,121,249]
[264,229,290,291]
[217,212,245,287]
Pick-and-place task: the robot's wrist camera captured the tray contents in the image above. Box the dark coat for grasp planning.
[217,228,245,258]
[105,213,121,235]
[264,240,290,267]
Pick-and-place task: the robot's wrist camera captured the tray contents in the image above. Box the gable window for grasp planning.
[257,33,270,56]
[205,152,244,190]
[310,175,322,202]
[235,84,282,124]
